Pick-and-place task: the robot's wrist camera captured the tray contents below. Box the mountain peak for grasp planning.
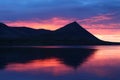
[65,21,81,28]
[54,21,100,41]
[55,21,85,33]
[69,21,79,25]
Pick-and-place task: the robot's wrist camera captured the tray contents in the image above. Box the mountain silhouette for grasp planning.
[0,23,24,38]
[53,22,102,44]
[0,22,120,45]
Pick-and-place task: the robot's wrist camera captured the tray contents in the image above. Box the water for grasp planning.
[0,46,120,80]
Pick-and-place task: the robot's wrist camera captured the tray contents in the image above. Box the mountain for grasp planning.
[11,27,51,37]
[0,22,120,45]
[0,23,52,39]
[0,23,24,39]
[53,22,102,44]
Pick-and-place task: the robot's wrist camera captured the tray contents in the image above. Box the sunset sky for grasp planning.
[0,0,120,42]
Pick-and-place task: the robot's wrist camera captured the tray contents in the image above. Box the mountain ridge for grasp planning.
[0,22,120,45]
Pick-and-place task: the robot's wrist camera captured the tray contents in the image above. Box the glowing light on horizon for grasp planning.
[5,17,73,30]
[4,14,120,42]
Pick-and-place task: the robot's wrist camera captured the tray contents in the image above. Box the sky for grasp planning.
[0,0,120,42]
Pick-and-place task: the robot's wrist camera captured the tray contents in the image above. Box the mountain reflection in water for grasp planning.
[0,46,120,80]
[0,47,95,70]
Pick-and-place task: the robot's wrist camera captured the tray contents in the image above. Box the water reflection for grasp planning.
[0,46,120,80]
[6,59,73,75]
[0,47,95,70]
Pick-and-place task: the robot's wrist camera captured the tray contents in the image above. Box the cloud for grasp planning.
[0,0,120,22]
[5,13,120,30]
[78,13,113,24]
[5,17,73,30]
[77,13,120,29]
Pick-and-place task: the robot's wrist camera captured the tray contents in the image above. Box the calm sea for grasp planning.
[0,46,120,80]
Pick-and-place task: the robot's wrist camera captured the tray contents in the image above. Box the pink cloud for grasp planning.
[78,13,113,24]
[77,13,118,29]
[5,17,73,30]
[5,13,119,30]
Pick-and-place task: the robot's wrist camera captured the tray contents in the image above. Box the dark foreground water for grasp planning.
[0,46,120,80]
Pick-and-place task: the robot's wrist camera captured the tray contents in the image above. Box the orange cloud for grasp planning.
[5,13,118,30]
[5,17,73,30]
[5,14,119,30]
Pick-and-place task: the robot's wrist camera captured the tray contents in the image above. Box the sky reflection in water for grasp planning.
[0,46,120,80]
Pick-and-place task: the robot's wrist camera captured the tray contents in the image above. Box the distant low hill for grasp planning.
[0,22,120,45]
